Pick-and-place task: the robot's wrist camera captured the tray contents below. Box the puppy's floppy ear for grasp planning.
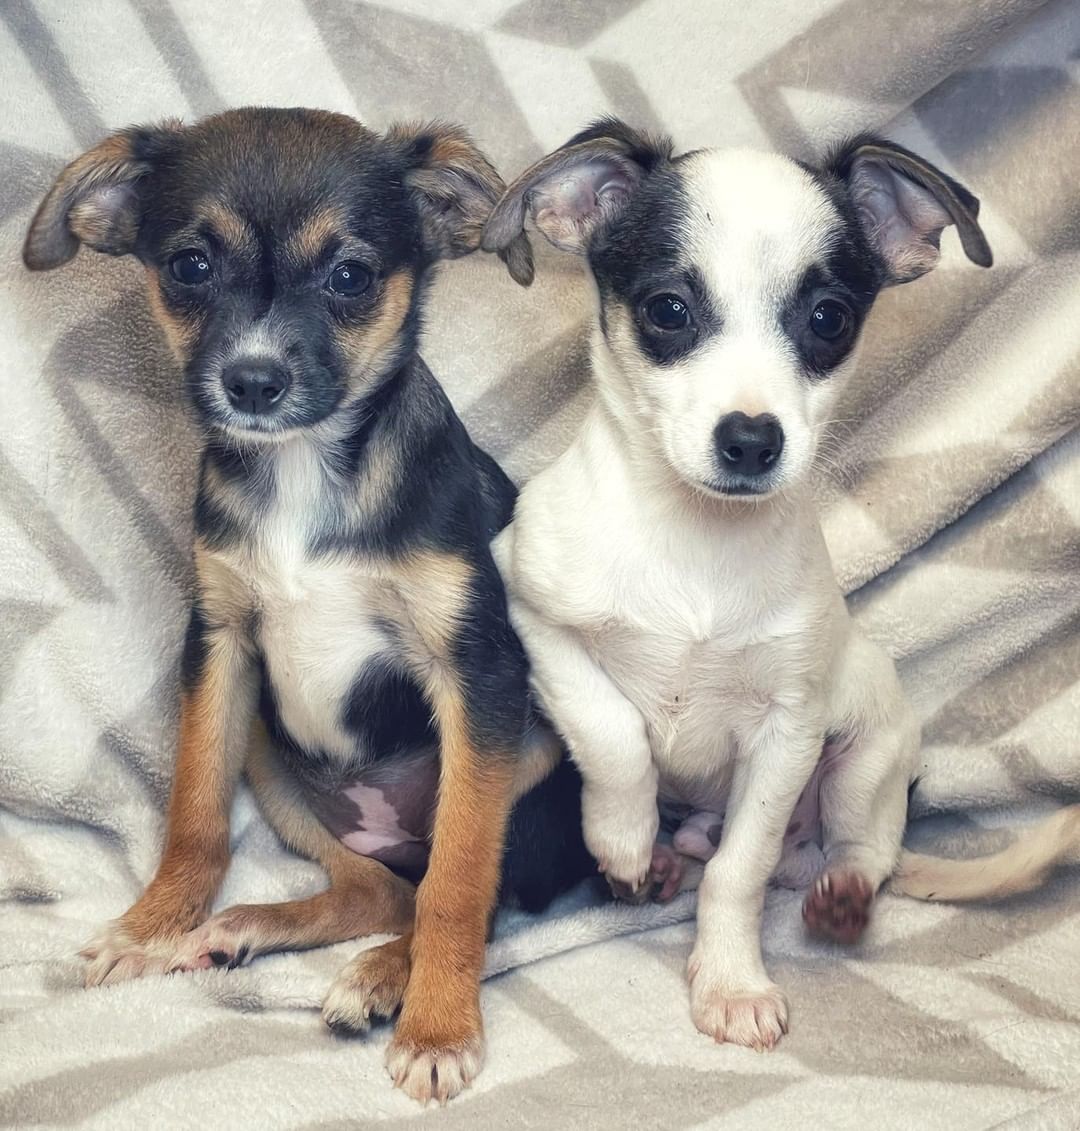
[482,117,672,260]
[830,135,992,284]
[23,122,181,271]
[387,120,534,286]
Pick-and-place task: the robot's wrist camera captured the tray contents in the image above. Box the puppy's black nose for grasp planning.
[714,412,784,477]
[222,362,290,415]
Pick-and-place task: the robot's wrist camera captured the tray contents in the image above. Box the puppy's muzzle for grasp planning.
[714,412,784,479]
[222,360,291,416]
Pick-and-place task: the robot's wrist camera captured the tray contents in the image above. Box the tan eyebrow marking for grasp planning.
[286,206,350,265]
[197,200,256,252]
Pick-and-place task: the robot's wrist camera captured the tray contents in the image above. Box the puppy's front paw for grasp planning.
[802,868,874,944]
[81,921,177,988]
[167,907,260,973]
[386,1033,485,1106]
[322,939,411,1035]
[583,783,658,893]
[386,1000,484,1106]
[688,954,788,1051]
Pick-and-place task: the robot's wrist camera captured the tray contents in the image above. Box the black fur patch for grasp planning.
[589,164,720,367]
[785,161,887,380]
[340,658,436,758]
[500,751,595,911]
[180,603,209,690]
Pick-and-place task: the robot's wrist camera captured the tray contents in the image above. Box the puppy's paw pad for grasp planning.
[385,1034,484,1106]
[605,873,650,904]
[168,912,255,974]
[689,979,789,1051]
[322,943,410,1036]
[648,842,690,902]
[802,868,874,944]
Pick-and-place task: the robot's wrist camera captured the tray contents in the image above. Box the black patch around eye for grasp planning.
[587,167,716,367]
[169,248,212,286]
[328,260,373,296]
[784,243,877,380]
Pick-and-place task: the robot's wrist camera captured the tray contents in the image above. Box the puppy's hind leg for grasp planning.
[168,734,415,983]
[804,715,916,944]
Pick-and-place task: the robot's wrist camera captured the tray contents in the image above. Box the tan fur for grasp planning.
[511,724,563,801]
[387,549,473,666]
[394,684,515,1056]
[387,121,508,259]
[285,205,348,265]
[194,540,254,631]
[323,931,413,1032]
[198,200,256,254]
[894,805,1080,902]
[23,123,181,270]
[339,269,415,387]
[144,268,198,362]
[121,634,257,945]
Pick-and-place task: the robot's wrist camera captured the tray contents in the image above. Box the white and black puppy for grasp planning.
[483,119,1080,1051]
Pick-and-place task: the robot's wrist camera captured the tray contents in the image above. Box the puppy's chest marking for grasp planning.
[215,443,406,764]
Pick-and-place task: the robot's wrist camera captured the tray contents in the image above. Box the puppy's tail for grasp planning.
[892,804,1080,902]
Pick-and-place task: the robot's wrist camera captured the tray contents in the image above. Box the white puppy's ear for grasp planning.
[482,117,671,259]
[830,136,992,284]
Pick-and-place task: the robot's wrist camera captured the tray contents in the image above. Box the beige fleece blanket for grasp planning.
[1,0,1078,1127]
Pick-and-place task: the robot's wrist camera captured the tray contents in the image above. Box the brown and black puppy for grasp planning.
[23,107,592,1105]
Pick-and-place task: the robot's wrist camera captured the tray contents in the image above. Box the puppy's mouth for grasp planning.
[216,412,294,440]
[700,474,781,499]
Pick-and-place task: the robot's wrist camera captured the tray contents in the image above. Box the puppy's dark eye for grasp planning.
[644,293,692,332]
[169,249,212,286]
[328,261,373,297]
[810,300,851,341]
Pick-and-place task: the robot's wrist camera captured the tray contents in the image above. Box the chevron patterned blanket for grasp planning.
[2,1,1078,1126]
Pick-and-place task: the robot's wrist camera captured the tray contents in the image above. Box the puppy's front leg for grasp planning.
[83,561,257,986]
[512,606,658,892]
[689,703,822,1050]
[385,552,523,1105]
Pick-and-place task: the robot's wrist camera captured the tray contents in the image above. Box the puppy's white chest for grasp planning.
[252,538,394,763]
[586,578,812,805]
[231,445,398,763]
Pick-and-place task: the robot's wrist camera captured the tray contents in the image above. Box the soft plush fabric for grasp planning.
[1,0,1078,1127]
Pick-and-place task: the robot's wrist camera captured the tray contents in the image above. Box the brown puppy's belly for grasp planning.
[302,751,439,883]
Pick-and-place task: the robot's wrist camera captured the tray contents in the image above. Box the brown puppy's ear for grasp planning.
[829,136,992,284]
[23,122,181,271]
[483,117,672,261]
[387,121,534,286]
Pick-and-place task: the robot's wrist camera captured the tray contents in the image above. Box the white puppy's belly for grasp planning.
[594,627,740,809]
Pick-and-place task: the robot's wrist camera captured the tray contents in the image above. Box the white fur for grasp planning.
[496,147,921,1048]
[212,436,401,764]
